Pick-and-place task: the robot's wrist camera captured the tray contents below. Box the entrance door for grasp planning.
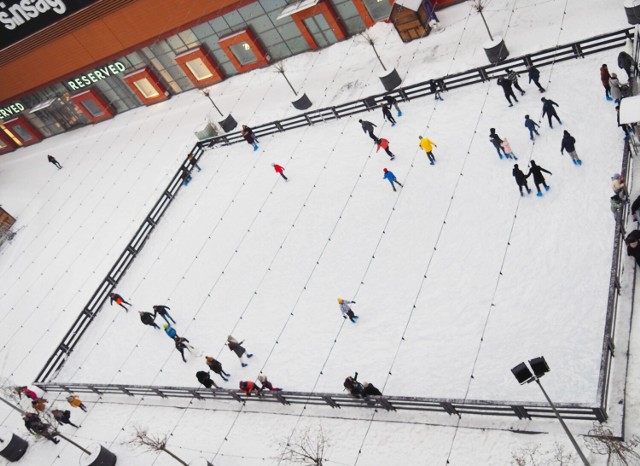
[303,14,338,48]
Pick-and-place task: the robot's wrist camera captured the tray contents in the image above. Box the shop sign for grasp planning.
[0,102,25,119]
[0,0,101,49]
[67,62,126,90]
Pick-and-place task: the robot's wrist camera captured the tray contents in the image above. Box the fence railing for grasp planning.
[35,382,606,421]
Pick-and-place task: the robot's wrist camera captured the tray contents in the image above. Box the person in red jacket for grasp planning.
[600,64,612,100]
[272,163,288,181]
[375,137,395,160]
[110,292,131,312]
[16,386,39,401]
[239,380,261,396]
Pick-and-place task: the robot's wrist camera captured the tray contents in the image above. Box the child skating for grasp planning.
[338,298,359,323]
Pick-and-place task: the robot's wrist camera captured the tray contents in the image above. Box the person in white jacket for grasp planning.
[338,298,359,323]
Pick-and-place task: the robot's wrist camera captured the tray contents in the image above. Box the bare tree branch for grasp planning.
[128,426,188,466]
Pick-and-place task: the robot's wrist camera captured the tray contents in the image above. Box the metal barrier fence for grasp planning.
[35,382,605,421]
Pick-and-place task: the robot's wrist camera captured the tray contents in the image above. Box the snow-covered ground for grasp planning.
[0,0,637,464]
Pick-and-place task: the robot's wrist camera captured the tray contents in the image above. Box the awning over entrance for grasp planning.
[277,0,321,20]
[29,98,57,113]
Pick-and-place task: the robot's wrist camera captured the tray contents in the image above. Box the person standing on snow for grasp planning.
[16,386,40,401]
[239,380,261,397]
[489,128,508,159]
[630,194,640,222]
[497,77,518,106]
[257,375,282,392]
[205,356,231,381]
[272,163,288,181]
[612,173,628,202]
[384,94,402,116]
[227,335,253,367]
[67,394,87,412]
[110,292,131,312]
[382,168,403,192]
[51,409,79,428]
[139,311,160,329]
[541,98,562,128]
[600,64,612,100]
[344,373,365,397]
[527,64,545,92]
[626,230,640,267]
[359,119,378,141]
[506,69,526,95]
[381,104,396,126]
[430,79,444,101]
[513,164,531,196]
[47,154,62,169]
[153,305,176,325]
[338,298,359,323]
[241,125,259,151]
[418,135,437,165]
[375,137,395,160]
[527,160,552,197]
[618,51,638,81]
[23,413,60,444]
[500,138,517,160]
[175,336,191,363]
[524,115,540,140]
[609,73,626,103]
[560,130,581,165]
[196,371,219,389]
[163,323,179,341]
[187,153,202,172]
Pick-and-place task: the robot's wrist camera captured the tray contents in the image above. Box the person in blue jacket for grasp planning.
[164,323,179,341]
[383,168,403,192]
[524,115,540,140]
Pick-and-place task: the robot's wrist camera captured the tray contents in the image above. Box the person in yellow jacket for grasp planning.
[418,136,437,165]
[66,394,87,412]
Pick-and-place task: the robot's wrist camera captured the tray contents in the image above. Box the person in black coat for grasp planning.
[227,335,253,367]
[541,98,562,128]
[359,119,378,141]
[51,409,79,428]
[153,305,175,325]
[618,51,638,81]
[205,356,230,381]
[560,130,581,165]
[24,413,60,444]
[363,382,382,397]
[506,69,525,95]
[512,164,531,196]
[344,373,365,398]
[139,311,160,329]
[196,371,219,389]
[384,94,401,115]
[497,77,518,106]
[527,65,545,92]
[527,160,552,196]
[381,104,396,126]
[489,128,508,158]
[626,230,640,266]
[241,125,258,150]
[175,337,191,363]
[631,194,640,222]
[47,154,62,169]
[429,79,444,101]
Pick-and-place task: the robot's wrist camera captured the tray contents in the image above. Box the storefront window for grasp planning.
[332,0,367,33]
[10,124,33,142]
[0,138,6,149]
[229,42,258,65]
[133,78,160,98]
[185,58,214,80]
[80,99,105,117]
[362,0,392,22]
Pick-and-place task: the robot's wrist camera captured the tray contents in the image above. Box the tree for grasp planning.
[360,32,387,72]
[128,426,189,466]
[281,425,329,465]
[274,62,298,96]
[583,423,640,466]
[511,443,575,466]
[471,0,495,41]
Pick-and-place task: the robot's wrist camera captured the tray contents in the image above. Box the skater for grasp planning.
[272,163,288,181]
[418,135,437,164]
[524,115,540,140]
[47,154,62,169]
[631,194,640,222]
[512,164,531,196]
[241,125,259,151]
[187,153,202,172]
[600,64,612,100]
[611,194,624,217]
[382,168,403,192]
[527,64,545,92]
[16,386,39,401]
[527,160,552,197]
[384,94,402,116]
[560,130,581,165]
[344,372,365,398]
[363,381,382,397]
[110,292,131,312]
[359,119,378,141]
[153,305,176,325]
[497,77,518,106]
[381,104,396,126]
[180,167,192,186]
[239,380,261,397]
[175,336,191,363]
[51,409,79,428]
[489,128,508,158]
[139,311,160,329]
[163,323,179,341]
[23,413,60,444]
[375,137,395,159]
[227,335,253,367]
[338,298,359,323]
[612,173,628,202]
[196,371,219,389]
[500,138,517,160]
[626,230,640,267]
[506,69,525,95]
[618,51,638,81]
[31,398,47,412]
[257,375,282,392]
[609,74,626,103]
[430,79,444,101]
[541,98,562,128]
[205,356,230,381]
[67,394,87,412]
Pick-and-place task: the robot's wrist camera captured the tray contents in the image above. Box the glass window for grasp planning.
[223,11,244,28]
[0,138,7,149]
[10,124,33,141]
[287,37,311,54]
[238,2,265,20]
[267,42,292,60]
[178,30,199,47]
[221,62,237,76]
[277,22,303,41]
[81,99,105,117]
[260,29,284,47]
[363,0,392,21]
[192,22,215,40]
[186,58,214,80]
[133,78,160,98]
[259,0,288,12]
[209,17,230,34]
[229,42,258,65]
[166,35,187,53]
[343,16,366,34]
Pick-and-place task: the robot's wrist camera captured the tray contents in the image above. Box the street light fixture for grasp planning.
[201,89,223,117]
[201,89,237,133]
[511,356,590,466]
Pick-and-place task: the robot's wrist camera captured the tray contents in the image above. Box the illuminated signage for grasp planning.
[67,62,126,90]
[0,102,25,119]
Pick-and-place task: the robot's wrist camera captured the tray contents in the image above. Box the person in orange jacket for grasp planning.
[110,292,131,312]
[272,163,288,181]
[67,394,87,412]
[375,138,395,160]
[239,380,261,396]
[31,398,47,412]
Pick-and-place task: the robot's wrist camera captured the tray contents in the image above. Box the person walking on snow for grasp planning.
[227,335,253,367]
[506,69,526,95]
[139,311,160,329]
[560,130,581,165]
[205,356,230,381]
[272,163,288,181]
[418,135,437,165]
[500,138,517,160]
[524,115,540,140]
[430,79,444,101]
[609,74,626,103]
[188,153,202,172]
[375,137,395,160]
[175,336,192,363]
[497,77,518,106]
[541,98,562,128]
[618,51,638,81]
[163,323,179,341]
[344,373,365,397]
[384,94,402,116]
[47,154,62,169]
[600,64,612,100]
[241,125,259,151]
[338,298,359,323]
[16,386,40,401]
[381,104,396,126]
[258,375,282,392]
[23,413,60,444]
[359,119,378,141]
[626,230,640,267]
[631,194,640,222]
[51,409,79,428]
[527,160,552,197]
[527,64,545,92]
[489,128,508,159]
[196,371,219,389]
[612,173,628,202]
[67,394,87,412]
[513,164,531,196]
[110,292,131,312]
[383,168,403,192]
[239,380,261,397]
[153,305,175,325]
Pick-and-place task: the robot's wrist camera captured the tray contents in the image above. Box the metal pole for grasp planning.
[203,92,224,117]
[534,379,590,465]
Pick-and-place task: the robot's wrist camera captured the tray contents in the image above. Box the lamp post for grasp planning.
[201,89,223,117]
[200,89,237,133]
[511,357,590,466]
